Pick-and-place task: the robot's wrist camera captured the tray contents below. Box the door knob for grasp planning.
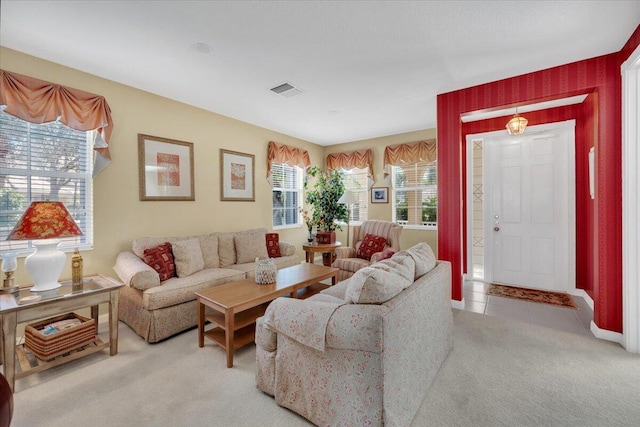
[494,226,500,232]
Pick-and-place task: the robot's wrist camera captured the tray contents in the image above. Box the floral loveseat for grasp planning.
[113,228,299,342]
[255,243,453,426]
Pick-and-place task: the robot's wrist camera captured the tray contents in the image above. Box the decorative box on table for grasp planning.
[24,312,96,361]
[315,231,336,244]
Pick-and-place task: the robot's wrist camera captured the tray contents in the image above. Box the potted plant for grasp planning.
[304,166,348,243]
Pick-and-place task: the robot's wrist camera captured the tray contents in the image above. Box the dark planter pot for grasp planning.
[316,231,336,244]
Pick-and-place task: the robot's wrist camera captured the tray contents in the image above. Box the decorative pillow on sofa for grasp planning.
[199,233,220,269]
[356,233,388,261]
[394,242,436,279]
[134,236,177,259]
[172,238,205,277]
[376,248,396,262]
[265,233,281,258]
[218,233,236,267]
[235,231,269,264]
[142,242,175,282]
[345,253,416,304]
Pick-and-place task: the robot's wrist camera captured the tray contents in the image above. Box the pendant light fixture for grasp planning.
[506,107,528,135]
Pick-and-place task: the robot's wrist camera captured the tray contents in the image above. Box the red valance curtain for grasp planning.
[266,141,311,186]
[0,69,114,176]
[383,139,437,184]
[326,148,374,188]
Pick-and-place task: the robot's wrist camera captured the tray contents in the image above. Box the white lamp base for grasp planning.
[25,239,65,292]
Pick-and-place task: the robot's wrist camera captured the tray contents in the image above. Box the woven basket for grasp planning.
[25,313,96,361]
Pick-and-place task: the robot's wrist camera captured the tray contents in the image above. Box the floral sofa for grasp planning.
[255,242,453,426]
[113,228,299,343]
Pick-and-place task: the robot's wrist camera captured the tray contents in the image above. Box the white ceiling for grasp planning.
[1,1,638,146]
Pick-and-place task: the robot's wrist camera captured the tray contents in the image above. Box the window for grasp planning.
[339,167,369,222]
[0,110,94,252]
[391,160,437,228]
[271,162,303,228]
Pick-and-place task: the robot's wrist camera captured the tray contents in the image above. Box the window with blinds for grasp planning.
[0,110,94,252]
[271,162,302,228]
[391,160,437,228]
[340,167,369,222]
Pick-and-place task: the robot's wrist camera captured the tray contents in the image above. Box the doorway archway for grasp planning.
[622,45,640,353]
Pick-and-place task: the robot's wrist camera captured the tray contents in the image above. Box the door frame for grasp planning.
[622,45,640,353]
[465,121,576,291]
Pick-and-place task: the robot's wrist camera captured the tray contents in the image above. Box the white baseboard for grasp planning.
[590,321,624,345]
[451,299,465,310]
[569,288,594,311]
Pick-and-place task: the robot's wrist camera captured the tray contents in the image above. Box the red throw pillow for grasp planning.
[377,248,396,262]
[356,233,388,261]
[265,233,281,257]
[142,242,175,281]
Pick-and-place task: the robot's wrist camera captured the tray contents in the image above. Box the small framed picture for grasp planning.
[371,187,388,203]
[138,134,195,201]
[220,149,255,201]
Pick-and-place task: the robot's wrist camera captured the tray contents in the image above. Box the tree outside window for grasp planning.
[0,110,93,252]
[271,162,302,228]
[339,167,369,222]
[391,160,437,228]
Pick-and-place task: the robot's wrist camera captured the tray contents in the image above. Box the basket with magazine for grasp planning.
[24,312,96,361]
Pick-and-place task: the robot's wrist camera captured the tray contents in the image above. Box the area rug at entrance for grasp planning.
[489,283,578,309]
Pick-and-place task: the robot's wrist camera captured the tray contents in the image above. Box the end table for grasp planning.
[302,241,342,267]
[0,274,123,391]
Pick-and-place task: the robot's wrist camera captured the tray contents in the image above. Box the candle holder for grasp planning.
[1,252,20,295]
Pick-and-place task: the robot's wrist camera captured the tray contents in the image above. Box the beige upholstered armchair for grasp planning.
[332,220,402,281]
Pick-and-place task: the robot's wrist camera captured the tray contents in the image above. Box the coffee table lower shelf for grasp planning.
[14,337,108,379]
[203,324,257,351]
[203,302,269,351]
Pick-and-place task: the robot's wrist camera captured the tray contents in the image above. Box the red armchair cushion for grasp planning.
[142,242,175,281]
[356,233,388,261]
[266,233,281,257]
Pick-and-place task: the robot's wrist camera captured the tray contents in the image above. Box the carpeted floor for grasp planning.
[489,283,578,309]
[11,310,640,427]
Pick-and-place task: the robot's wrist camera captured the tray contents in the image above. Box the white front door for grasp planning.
[484,122,575,292]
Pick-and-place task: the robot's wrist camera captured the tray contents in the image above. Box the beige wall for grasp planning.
[322,130,438,253]
[2,47,438,286]
[1,47,323,284]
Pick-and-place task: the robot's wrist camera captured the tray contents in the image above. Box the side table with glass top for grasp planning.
[0,274,123,391]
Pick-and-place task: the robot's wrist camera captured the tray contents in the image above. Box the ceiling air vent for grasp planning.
[270,82,303,98]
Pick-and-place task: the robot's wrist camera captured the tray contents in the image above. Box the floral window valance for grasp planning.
[383,139,436,184]
[326,148,374,188]
[266,140,311,186]
[0,69,114,176]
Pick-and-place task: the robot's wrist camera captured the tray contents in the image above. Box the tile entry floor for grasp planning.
[462,281,594,336]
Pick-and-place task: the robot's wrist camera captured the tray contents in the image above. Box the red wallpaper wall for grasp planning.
[437,24,639,332]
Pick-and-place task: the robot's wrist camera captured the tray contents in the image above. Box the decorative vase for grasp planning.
[307,229,314,243]
[255,258,277,284]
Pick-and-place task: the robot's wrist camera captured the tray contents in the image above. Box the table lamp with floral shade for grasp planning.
[6,201,83,292]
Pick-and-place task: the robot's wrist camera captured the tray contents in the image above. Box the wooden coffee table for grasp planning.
[195,263,338,368]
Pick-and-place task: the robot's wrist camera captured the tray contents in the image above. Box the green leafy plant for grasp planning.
[304,166,348,232]
[422,196,437,223]
[0,187,25,224]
